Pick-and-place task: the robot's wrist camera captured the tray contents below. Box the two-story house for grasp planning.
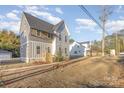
[20,12,70,63]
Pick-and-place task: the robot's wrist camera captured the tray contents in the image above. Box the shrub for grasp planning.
[46,53,52,63]
[55,52,64,62]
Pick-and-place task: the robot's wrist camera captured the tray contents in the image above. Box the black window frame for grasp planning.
[74,51,77,54]
[59,34,61,41]
[65,36,67,42]
[36,46,40,54]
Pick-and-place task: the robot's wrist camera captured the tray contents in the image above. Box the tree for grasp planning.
[69,38,75,43]
[91,40,101,55]
[0,30,20,57]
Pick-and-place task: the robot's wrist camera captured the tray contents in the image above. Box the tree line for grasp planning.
[0,30,20,57]
[91,30,124,55]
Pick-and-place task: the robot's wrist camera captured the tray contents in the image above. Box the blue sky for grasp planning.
[0,5,124,42]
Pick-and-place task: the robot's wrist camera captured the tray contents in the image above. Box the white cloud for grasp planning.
[116,5,124,13]
[76,18,96,27]
[106,20,124,32]
[0,21,20,34]
[17,5,24,9]
[0,15,5,20]
[12,10,20,14]
[75,30,81,34]
[6,12,19,20]
[75,18,97,33]
[55,7,63,14]
[24,6,61,24]
[40,6,49,10]
[75,17,124,34]
[119,16,124,20]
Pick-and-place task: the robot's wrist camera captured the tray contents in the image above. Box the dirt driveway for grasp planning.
[2,56,124,88]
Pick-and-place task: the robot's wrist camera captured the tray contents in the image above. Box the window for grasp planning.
[65,48,67,54]
[59,47,62,53]
[48,33,51,38]
[65,36,67,42]
[36,46,40,54]
[37,31,40,36]
[77,46,79,48]
[48,47,50,53]
[59,34,61,41]
[31,29,37,36]
[74,51,77,54]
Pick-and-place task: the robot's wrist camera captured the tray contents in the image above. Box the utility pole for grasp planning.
[116,31,118,56]
[102,15,105,56]
[99,6,112,56]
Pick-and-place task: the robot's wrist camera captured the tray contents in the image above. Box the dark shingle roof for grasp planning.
[23,12,54,33]
[54,20,65,32]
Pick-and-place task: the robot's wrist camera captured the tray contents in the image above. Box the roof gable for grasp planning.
[23,12,70,35]
[23,12,54,33]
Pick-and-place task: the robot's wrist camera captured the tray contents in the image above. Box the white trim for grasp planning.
[65,23,70,36]
[20,41,29,47]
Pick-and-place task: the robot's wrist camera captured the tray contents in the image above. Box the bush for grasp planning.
[46,53,52,63]
[55,52,64,62]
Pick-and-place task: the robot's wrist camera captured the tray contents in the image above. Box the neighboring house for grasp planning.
[0,49,12,60]
[20,12,70,63]
[79,41,91,56]
[69,42,85,58]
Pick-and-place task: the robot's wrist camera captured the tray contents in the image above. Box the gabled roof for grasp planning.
[70,41,85,48]
[54,20,64,32]
[23,12,70,35]
[23,12,54,33]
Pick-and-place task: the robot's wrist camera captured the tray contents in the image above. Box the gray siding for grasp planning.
[20,13,30,62]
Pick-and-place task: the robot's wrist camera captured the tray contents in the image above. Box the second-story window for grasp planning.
[65,48,67,54]
[31,29,37,36]
[65,36,67,42]
[59,34,61,41]
[48,47,50,53]
[37,31,40,36]
[48,33,51,38]
[59,47,62,54]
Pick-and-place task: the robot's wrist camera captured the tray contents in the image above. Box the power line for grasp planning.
[78,5,111,56]
[79,5,103,30]
[78,5,109,35]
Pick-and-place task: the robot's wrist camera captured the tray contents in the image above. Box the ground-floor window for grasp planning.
[36,46,40,54]
[65,48,67,54]
[59,47,62,53]
[48,47,50,53]
[74,51,77,54]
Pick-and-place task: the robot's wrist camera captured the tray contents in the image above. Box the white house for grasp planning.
[79,41,91,56]
[0,49,12,60]
[69,42,85,58]
[20,12,70,63]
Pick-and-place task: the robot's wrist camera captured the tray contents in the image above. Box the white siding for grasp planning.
[26,41,52,63]
[69,42,85,57]
[55,26,69,59]
[0,53,12,60]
